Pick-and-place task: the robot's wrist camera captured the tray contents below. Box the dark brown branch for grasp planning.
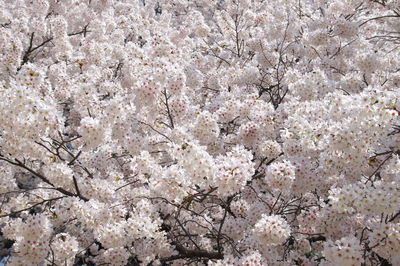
[0,196,66,218]
[72,175,86,200]
[162,88,175,129]
[68,150,82,166]
[115,176,139,192]
[388,210,400,222]
[160,243,223,263]
[67,23,90,37]
[216,200,229,253]
[365,153,393,184]
[138,120,172,142]
[359,14,399,27]
[113,61,124,79]
[19,32,53,70]
[0,156,88,201]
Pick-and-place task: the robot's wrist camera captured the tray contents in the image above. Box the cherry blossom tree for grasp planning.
[0,0,399,265]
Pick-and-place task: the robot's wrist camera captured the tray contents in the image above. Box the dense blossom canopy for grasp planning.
[0,0,399,265]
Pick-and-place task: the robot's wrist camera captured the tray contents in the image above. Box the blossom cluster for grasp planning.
[252,214,291,247]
